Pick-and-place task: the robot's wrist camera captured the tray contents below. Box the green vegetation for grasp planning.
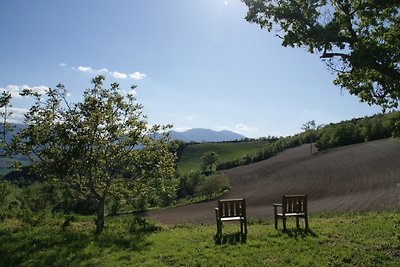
[1,78,399,213]
[176,112,400,174]
[243,0,400,110]
[200,151,219,174]
[177,140,275,174]
[1,111,399,208]
[316,111,400,150]
[0,76,176,233]
[176,172,230,201]
[0,1,399,264]
[0,211,399,266]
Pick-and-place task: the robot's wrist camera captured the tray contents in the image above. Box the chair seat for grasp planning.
[220,216,245,222]
[276,212,305,217]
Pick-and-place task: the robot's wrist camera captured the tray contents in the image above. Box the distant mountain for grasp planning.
[1,124,245,143]
[169,128,246,142]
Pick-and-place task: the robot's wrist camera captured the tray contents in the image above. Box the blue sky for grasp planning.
[0,0,383,138]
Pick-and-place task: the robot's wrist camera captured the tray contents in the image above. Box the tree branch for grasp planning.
[320,51,350,59]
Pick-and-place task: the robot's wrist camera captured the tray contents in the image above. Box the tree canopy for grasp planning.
[0,76,177,233]
[201,151,219,174]
[243,0,400,109]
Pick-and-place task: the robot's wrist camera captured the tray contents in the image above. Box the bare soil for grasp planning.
[142,139,400,224]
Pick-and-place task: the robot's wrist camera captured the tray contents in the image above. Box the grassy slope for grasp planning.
[1,212,399,266]
[177,141,270,174]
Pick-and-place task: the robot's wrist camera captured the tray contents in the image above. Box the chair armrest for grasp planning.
[215,208,219,220]
[273,203,282,215]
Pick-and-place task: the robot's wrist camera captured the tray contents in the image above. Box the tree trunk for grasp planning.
[95,198,105,234]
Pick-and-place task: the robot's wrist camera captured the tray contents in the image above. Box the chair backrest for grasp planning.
[282,195,307,214]
[217,198,246,218]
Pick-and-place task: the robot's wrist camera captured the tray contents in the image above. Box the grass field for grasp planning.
[177,141,271,174]
[1,211,399,266]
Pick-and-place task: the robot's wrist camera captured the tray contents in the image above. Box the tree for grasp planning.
[243,0,400,109]
[316,121,363,149]
[0,91,13,156]
[301,120,316,132]
[201,151,219,174]
[301,120,317,153]
[0,76,177,233]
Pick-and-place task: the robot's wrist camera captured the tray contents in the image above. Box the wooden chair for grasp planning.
[215,198,247,238]
[273,195,309,231]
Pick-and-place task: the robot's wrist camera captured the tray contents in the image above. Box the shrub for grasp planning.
[195,172,230,199]
[128,216,161,235]
[177,171,204,199]
[0,179,12,205]
[317,122,364,150]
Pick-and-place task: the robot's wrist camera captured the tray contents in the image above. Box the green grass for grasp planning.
[177,141,271,174]
[1,211,399,266]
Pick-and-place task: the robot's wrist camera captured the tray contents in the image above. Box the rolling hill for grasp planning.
[177,140,272,174]
[142,138,400,224]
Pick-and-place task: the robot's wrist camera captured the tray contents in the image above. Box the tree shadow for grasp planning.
[0,218,157,267]
[215,232,247,245]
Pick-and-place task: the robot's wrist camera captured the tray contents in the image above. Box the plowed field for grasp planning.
[143,139,400,224]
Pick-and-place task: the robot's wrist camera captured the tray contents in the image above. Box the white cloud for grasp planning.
[73,66,108,74]
[7,107,28,123]
[111,71,128,79]
[0,84,49,98]
[59,63,67,67]
[77,66,94,73]
[0,85,21,98]
[235,124,258,133]
[71,65,146,80]
[129,72,147,80]
[29,85,49,95]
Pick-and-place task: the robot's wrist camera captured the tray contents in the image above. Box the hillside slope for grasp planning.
[177,140,272,174]
[143,139,400,224]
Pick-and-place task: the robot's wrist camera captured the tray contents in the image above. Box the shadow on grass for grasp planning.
[282,228,318,239]
[215,232,247,245]
[0,220,156,267]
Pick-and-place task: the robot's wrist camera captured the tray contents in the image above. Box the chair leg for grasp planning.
[305,216,309,229]
[296,217,300,229]
[282,217,287,232]
[216,221,222,237]
[274,215,278,230]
